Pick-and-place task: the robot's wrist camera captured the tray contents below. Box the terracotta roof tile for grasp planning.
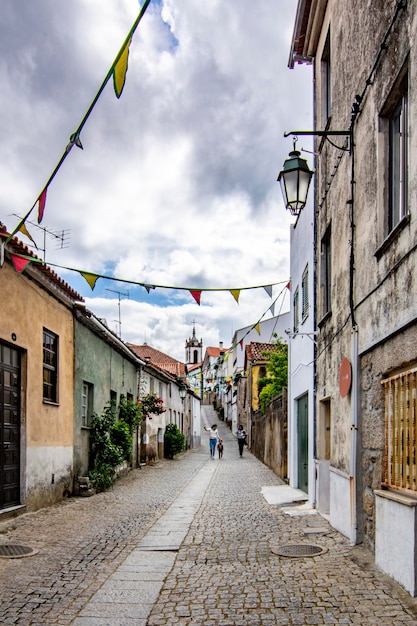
[127,343,186,378]
[1,224,84,302]
[245,342,276,362]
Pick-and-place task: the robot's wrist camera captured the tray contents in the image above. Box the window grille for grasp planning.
[293,287,299,333]
[382,367,417,493]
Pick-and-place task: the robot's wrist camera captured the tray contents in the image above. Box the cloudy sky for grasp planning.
[0,0,312,362]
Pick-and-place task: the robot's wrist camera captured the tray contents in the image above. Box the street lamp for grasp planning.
[179,383,187,402]
[277,139,314,216]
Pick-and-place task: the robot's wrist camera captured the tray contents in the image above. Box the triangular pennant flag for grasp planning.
[80,271,100,290]
[239,339,244,350]
[269,303,275,316]
[230,289,240,304]
[254,323,261,335]
[144,284,155,293]
[286,281,291,290]
[38,188,47,223]
[11,254,31,274]
[263,285,273,298]
[18,223,37,247]
[190,290,201,305]
[113,38,131,98]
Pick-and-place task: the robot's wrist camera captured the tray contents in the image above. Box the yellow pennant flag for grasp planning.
[254,323,261,335]
[18,223,37,247]
[113,38,131,98]
[80,271,100,290]
[230,289,240,304]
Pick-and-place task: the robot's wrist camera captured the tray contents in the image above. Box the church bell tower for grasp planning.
[185,323,203,365]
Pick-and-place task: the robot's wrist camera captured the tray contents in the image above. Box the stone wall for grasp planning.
[251,389,287,480]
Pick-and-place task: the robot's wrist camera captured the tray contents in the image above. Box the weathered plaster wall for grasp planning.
[0,262,75,510]
[73,317,138,476]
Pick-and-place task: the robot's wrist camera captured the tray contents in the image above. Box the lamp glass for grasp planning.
[278,149,313,215]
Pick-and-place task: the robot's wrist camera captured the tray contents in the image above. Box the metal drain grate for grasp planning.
[0,544,38,559]
[270,543,326,558]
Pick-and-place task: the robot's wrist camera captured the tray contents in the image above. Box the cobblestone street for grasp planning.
[1,408,417,625]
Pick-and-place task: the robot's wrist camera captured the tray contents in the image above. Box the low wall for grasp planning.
[251,389,287,480]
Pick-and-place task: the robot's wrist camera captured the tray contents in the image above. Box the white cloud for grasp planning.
[0,0,312,361]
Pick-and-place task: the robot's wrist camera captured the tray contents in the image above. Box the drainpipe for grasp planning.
[350,324,359,545]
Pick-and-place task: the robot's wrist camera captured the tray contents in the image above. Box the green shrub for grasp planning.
[111,420,132,461]
[164,423,185,459]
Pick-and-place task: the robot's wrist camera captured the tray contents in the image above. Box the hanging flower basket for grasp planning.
[139,393,166,419]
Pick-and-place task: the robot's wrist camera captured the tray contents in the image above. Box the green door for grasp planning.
[297,393,309,493]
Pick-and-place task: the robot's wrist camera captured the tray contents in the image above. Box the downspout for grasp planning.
[348,121,359,545]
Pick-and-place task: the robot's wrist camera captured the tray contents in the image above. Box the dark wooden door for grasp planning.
[0,343,21,508]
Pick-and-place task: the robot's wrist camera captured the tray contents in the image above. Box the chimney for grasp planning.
[219,341,223,350]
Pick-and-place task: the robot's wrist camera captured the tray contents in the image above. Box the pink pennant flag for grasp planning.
[11,254,31,274]
[38,188,47,223]
[190,290,201,305]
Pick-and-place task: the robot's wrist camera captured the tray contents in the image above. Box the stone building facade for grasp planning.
[290,0,417,595]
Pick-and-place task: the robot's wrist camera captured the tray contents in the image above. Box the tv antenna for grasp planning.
[106,288,129,338]
[11,214,70,261]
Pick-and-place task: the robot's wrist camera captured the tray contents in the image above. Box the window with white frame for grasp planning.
[321,30,331,125]
[293,287,300,333]
[81,382,93,427]
[301,264,309,321]
[388,79,408,232]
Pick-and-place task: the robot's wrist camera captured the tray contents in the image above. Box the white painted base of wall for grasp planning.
[375,490,417,597]
[26,446,73,492]
[329,466,351,539]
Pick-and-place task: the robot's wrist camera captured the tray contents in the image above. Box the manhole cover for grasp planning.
[0,544,38,559]
[270,543,327,558]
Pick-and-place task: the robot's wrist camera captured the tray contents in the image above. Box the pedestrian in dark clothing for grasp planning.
[236,424,247,457]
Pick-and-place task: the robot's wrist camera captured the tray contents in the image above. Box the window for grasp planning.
[321,30,331,124]
[388,80,408,232]
[293,287,300,333]
[110,390,117,408]
[81,382,93,427]
[321,226,331,317]
[382,367,417,493]
[43,329,58,402]
[301,264,309,321]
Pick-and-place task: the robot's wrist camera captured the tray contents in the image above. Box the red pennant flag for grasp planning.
[190,290,201,305]
[11,254,31,274]
[38,188,47,223]
[286,281,291,290]
[239,340,244,350]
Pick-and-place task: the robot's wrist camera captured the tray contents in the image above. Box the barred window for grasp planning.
[382,367,417,493]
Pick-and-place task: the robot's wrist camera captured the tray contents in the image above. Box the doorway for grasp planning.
[297,393,309,493]
[0,342,21,509]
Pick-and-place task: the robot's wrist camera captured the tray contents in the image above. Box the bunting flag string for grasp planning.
[3,250,287,304]
[185,284,290,384]
[4,0,152,248]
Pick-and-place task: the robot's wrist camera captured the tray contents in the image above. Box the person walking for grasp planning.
[204,424,219,458]
[236,424,247,457]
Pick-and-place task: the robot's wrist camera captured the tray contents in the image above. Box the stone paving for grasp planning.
[0,406,416,625]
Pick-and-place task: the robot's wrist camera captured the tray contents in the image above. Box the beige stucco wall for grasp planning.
[0,262,75,509]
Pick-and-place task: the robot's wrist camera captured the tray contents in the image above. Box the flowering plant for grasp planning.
[139,393,166,418]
